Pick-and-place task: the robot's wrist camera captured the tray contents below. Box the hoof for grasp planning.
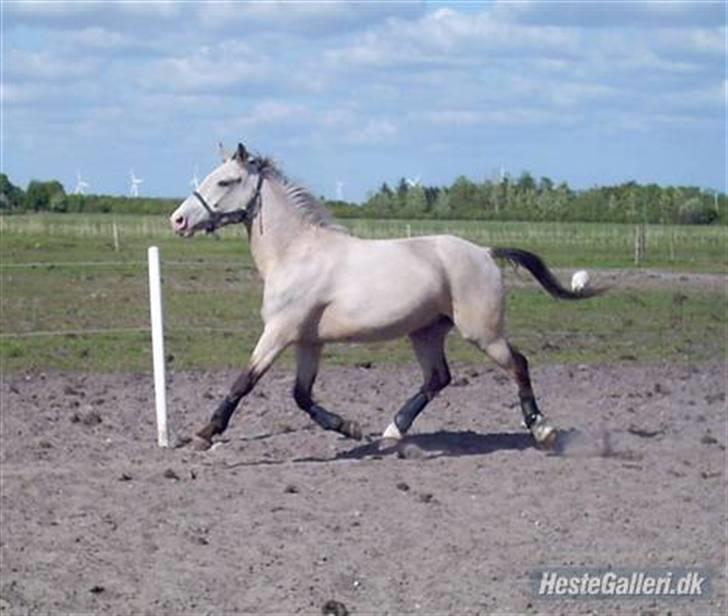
[340,420,363,440]
[382,422,402,441]
[537,429,558,451]
[530,416,557,448]
[191,435,213,451]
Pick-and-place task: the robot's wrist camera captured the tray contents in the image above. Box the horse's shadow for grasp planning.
[327,430,535,462]
[223,430,540,467]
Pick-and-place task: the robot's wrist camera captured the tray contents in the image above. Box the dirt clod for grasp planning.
[322,599,349,616]
[700,432,718,445]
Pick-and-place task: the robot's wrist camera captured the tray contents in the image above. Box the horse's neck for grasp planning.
[248,181,312,279]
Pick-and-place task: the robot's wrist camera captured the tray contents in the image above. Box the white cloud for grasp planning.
[412,107,576,129]
[197,1,425,36]
[239,101,307,126]
[326,6,578,70]
[344,119,398,145]
[654,27,727,58]
[499,0,725,28]
[138,42,269,94]
[5,49,104,83]
[6,0,182,30]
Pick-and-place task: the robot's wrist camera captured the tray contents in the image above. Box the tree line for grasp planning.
[1,172,724,225]
[349,173,725,224]
[0,175,179,216]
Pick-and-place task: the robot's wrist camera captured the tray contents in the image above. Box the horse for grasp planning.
[170,143,603,451]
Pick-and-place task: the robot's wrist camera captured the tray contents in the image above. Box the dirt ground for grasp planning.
[1,361,725,615]
[517,268,726,293]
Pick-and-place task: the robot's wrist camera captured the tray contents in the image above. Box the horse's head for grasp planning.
[170,142,264,236]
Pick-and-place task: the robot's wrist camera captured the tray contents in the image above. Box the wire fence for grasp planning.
[2,214,725,371]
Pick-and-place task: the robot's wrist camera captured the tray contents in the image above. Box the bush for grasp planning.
[678,198,718,225]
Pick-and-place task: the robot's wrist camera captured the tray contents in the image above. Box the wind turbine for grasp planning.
[129,169,143,197]
[405,175,421,188]
[190,165,200,190]
[335,179,344,201]
[74,171,89,195]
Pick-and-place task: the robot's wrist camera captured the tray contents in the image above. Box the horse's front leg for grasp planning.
[293,343,362,440]
[193,324,292,450]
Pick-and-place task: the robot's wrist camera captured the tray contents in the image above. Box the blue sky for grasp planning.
[2,1,726,202]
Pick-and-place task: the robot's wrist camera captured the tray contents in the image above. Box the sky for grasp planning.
[1,0,726,202]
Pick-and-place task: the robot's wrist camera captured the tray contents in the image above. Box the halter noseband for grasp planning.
[193,166,265,234]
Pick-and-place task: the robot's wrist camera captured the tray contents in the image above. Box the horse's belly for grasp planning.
[302,236,452,343]
[314,288,446,343]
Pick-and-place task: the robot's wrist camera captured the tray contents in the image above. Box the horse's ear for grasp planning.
[218,142,230,162]
[235,142,249,163]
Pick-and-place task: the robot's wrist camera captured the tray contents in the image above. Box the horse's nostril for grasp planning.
[175,216,186,230]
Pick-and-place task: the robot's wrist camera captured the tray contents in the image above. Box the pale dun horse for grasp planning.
[170,144,603,451]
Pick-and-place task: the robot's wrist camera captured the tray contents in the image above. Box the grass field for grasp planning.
[1,214,725,372]
[2,213,727,271]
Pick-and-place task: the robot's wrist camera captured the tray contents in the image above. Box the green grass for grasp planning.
[1,214,725,373]
[2,213,726,271]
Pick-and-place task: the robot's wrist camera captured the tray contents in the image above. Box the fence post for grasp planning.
[634,224,646,265]
[148,246,169,447]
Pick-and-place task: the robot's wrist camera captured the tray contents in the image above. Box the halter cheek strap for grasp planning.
[193,170,264,234]
[192,190,222,234]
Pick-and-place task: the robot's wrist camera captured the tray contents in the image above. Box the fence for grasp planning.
[1,214,725,372]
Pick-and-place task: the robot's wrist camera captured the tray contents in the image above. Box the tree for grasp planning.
[678,197,718,224]
[24,180,67,212]
[403,185,428,217]
[448,176,478,217]
[538,176,554,193]
[432,189,451,218]
[0,173,24,210]
[516,171,536,194]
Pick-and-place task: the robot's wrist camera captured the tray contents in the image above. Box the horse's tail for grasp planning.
[491,247,606,300]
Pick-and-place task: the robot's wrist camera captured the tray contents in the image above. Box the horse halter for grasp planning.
[192,165,265,234]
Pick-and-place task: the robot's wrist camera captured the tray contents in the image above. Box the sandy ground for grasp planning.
[1,361,725,615]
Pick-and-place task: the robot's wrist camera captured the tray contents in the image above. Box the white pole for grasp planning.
[148,246,169,447]
[112,220,120,252]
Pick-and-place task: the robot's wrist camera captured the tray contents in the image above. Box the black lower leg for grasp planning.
[293,383,362,440]
[308,404,343,431]
[510,345,543,429]
[394,391,430,433]
[393,361,450,434]
[520,395,543,429]
[197,370,254,441]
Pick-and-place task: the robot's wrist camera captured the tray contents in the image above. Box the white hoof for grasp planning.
[382,422,402,441]
[530,416,557,446]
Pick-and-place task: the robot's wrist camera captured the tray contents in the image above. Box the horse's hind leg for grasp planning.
[293,343,362,440]
[482,337,556,446]
[382,317,453,440]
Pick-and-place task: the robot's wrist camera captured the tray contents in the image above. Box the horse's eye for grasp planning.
[218,178,242,188]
